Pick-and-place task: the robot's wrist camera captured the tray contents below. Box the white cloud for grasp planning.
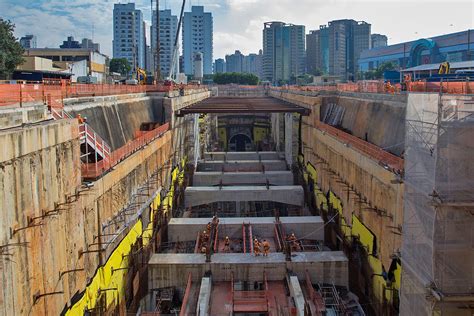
[3,0,473,60]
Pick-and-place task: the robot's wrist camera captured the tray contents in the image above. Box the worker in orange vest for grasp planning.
[262,239,270,256]
[224,236,231,253]
[253,238,261,256]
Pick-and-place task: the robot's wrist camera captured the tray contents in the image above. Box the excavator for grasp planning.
[438,61,450,75]
[137,68,147,85]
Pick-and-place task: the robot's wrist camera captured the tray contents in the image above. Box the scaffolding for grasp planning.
[401,93,474,315]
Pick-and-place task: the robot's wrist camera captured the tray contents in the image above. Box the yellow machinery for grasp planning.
[438,61,450,75]
[137,68,147,85]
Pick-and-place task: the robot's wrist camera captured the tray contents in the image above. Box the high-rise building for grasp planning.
[325,19,371,80]
[306,30,320,75]
[60,36,81,49]
[113,3,145,70]
[152,9,178,78]
[182,6,213,75]
[214,58,226,73]
[225,50,244,73]
[262,22,305,84]
[371,34,388,48]
[20,35,37,49]
[81,38,100,52]
[243,50,263,78]
[306,26,331,76]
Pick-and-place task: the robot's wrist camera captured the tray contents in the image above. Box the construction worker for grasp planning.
[262,239,270,256]
[212,215,219,226]
[253,238,261,256]
[224,236,231,253]
[76,114,85,124]
[201,230,209,243]
[384,80,392,93]
[287,233,300,251]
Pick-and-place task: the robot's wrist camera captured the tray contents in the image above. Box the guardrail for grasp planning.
[273,80,474,95]
[314,120,404,174]
[81,122,170,179]
[0,82,204,108]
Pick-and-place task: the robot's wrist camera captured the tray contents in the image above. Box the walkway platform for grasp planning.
[184,185,304,207]
[193,170,294,186]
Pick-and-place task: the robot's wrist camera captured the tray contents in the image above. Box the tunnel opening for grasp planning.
[229,133,252,152]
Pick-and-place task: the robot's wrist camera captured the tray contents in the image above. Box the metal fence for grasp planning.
[0,82,202,108]
[276,80,474,95]
[314,121,404,173]
[81,123,170,179]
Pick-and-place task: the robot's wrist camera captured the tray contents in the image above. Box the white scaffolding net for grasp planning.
[401,93,474,315]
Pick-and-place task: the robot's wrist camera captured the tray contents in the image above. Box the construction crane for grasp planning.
[167,0,186,81]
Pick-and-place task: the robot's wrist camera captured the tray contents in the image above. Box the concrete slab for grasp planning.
[192,171,294,186]
[185,186,304,207]
[148,251,348,289]
[167,216,324,242]
[203,151,283,161]
[196,160,288,172]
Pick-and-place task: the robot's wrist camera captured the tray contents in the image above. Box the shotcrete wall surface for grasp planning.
[271,90,404,315]
[270,90,407,156]
[63,90,210,151]
[0,121,173,315]
[65,94,165,150]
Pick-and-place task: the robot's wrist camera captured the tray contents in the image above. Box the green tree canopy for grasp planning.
[0,18,24,79]
[213,72,259,85]
[109,58,131,75]
[363,61,397,80]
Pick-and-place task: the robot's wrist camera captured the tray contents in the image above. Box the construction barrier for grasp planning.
[275,80,474,95]
[0,82,204,108]
[81,123,170,179]
[314,121,404,174]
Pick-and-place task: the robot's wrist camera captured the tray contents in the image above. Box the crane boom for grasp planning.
[168,0,186,80]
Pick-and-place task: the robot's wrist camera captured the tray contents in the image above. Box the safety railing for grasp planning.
[314,120,404,174]
[275,80,474,95]
[79,124,112,162]
[81,122,170,179]
[0,82,206,108]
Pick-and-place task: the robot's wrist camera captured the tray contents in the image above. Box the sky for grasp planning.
[1,0,473,59]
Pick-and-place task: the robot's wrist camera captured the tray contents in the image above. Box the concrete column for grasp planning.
[284,113,293,167]
[196,276,212,316]
[287,275,305,316]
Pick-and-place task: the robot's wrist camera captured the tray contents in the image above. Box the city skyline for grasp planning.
[1,0,472,59]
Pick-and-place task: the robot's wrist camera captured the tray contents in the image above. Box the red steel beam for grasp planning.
[179,272,193,316]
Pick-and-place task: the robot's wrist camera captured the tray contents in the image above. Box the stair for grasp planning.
[79,123,111,163]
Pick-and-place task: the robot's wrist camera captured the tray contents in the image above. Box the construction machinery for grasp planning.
[438,61,450,75]
[137,68,147,85]
[167,0,186,81]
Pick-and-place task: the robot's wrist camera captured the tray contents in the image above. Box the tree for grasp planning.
[0,18,24,80]
[361,61,397,80]
[213,72,259,85]
[109,58,131,76]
